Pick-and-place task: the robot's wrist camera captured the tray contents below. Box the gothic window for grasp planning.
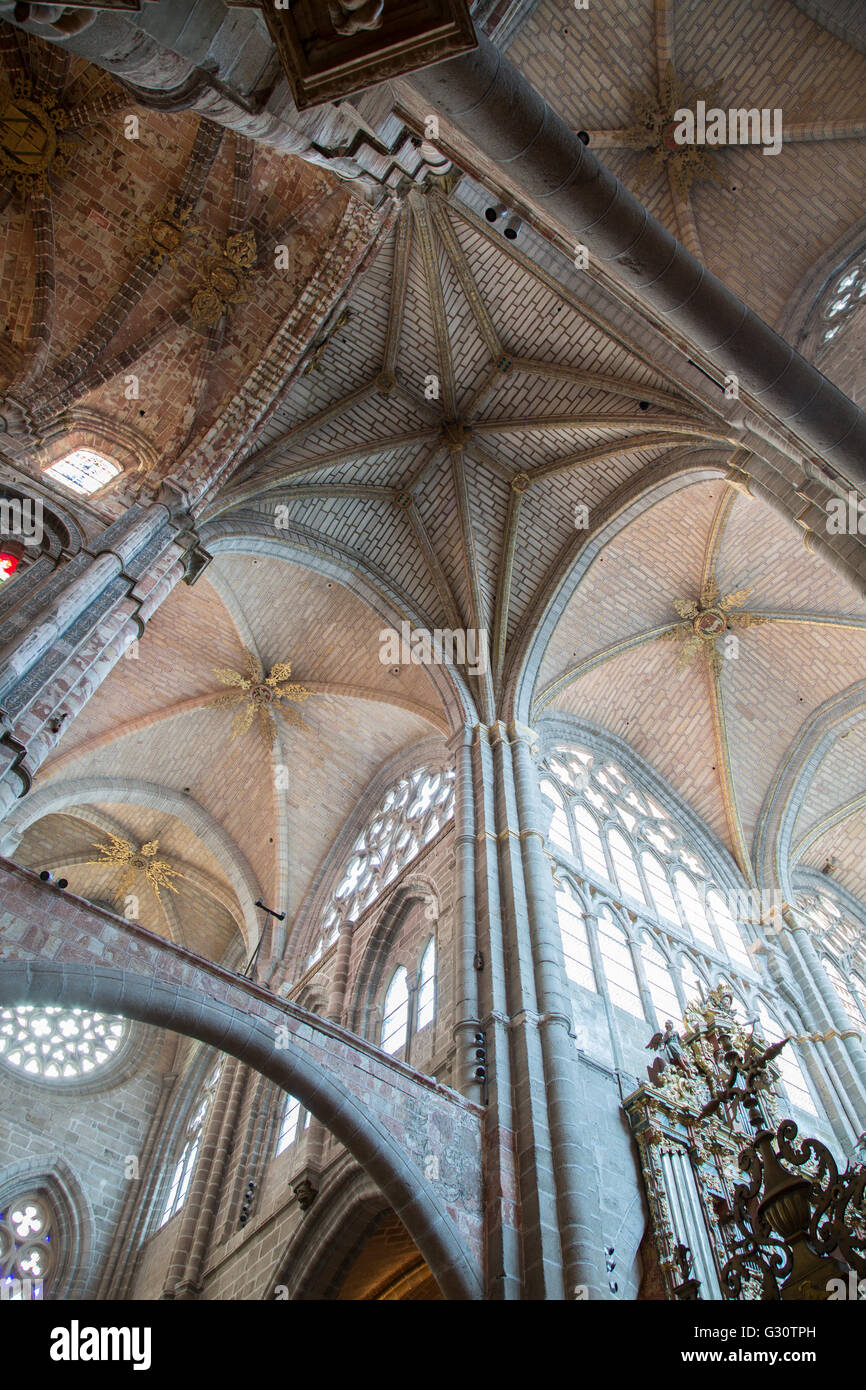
[45,448,120,495]
[822,956,864,1029]
[540,743,753,994]
[678,955,707,1003]
[539,778,571,854]
[596,907,643,1020]
[380,967,410,1054]
[817,255,866,347]
[795,888,866,1027]
[306,764,455,972]
[157,1059,223,1228]
[705,889,752,970]
[608,829,647,905]
[755,1002,818,1117]
[674,871,716,951]
[415,938,436,1032]
[0,1193,57,1295]
[555,884,596,993]
[640,936,682,1027]
[641,850,679,924]
[275,1095,312,1154]
[573,803,608,879]
[0,1005,127,1081]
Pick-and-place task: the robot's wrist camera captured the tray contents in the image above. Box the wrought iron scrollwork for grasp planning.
[704,1035,863,1299]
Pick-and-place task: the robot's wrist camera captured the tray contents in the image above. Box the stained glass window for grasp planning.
[0,1194,56,1297]
[45,449,120,495]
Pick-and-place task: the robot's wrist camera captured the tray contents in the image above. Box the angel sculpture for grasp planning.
[646,1019,689,1086]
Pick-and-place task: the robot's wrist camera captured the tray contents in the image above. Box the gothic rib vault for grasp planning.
[7,179,866,975]
[3,0,866,1306]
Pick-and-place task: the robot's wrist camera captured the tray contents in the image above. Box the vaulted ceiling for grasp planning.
[505,0,866,361]
[0,23,380,505]
[533,478,866,896]
[6,4,866,962]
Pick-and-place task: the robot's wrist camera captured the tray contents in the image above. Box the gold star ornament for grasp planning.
[87,833,185,903]
[211,650,313,746]
[622,63,726,201]
[665,577,766,674]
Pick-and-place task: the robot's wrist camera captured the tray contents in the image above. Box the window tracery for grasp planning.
[541,743,752,982]
[305,764,454,973]
[0,1192,56,1295]
[0,1005,127,1081]
[795,886,866,1028]
[816,255,866,348]
[543,743,826,1123]
[157,1059,223,1228]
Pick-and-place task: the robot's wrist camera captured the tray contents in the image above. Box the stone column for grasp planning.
[484,720,566,1298]
[509,721,605,1300]
[0,483,209,817]
[447,723,482,1102]
[470,723,521,1299]
[163,1054,245,1300]
[293,919,355,1208]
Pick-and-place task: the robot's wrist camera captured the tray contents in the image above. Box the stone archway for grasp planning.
[0,860,484,1300]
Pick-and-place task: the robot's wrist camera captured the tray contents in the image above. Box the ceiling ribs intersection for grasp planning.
[217,190,734,711]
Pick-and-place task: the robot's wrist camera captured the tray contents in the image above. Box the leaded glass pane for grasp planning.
[381,968,409,1054]
[0,1006,126,1081]
[597,909,643,1019]
[556,887,596,992]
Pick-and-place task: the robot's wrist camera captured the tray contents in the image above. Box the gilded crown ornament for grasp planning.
[210,650,313,746]
[128,198,199,270]
[86,833,185,904]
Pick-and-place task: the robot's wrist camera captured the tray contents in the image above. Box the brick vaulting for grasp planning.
[1,0,866,1314]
